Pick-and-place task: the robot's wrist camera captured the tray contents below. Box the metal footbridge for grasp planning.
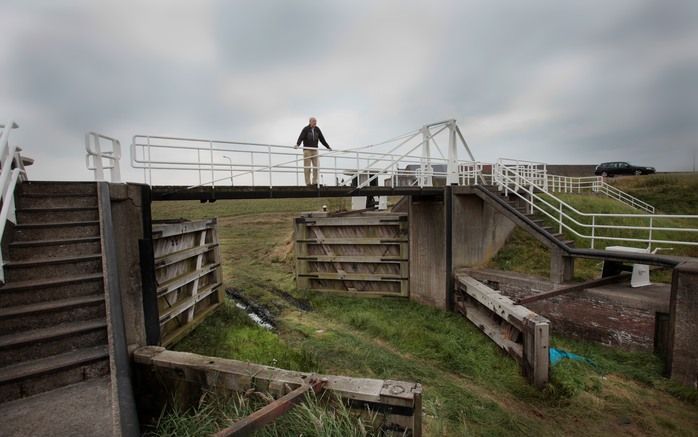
[1,119,696,254]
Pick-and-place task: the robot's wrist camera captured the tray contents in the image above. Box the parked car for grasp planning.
[594,161,655,177]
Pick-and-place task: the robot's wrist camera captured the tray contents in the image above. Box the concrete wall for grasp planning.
[451,193,516,268]
[108,183,147,348]
[408,192,516,311]
[461,268,671,351]
[409,196,447,309]
[669,263,698,389]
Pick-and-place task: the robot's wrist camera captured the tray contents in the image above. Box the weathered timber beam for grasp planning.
[515,272,631,305]
[152,218,217,239]
[454,274,550,387]
[133,346,422,435]
[214,378,327,437]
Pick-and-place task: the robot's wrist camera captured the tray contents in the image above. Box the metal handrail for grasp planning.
[494,162,698,249]
[0,121,28,283]
[547,174,655,213]
[86,132,122,182]
[130,121,479,189]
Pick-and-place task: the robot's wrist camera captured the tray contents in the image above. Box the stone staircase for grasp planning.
[0,182,111,408]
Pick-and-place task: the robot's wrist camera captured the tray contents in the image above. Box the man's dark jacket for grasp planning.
[296,125,330,149]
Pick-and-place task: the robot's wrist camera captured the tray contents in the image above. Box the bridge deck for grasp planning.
[150,185,445,201]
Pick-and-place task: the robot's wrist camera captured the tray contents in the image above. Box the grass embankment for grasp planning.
[149,194,698,436]
[490,173,698,281]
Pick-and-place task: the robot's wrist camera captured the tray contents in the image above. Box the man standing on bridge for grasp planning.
[295,117,332,186]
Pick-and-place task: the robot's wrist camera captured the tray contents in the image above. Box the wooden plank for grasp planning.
[297,238,408,245]
[134,346,421,409]
[306,288,405,297]
[456,275,535,332]
[455,274,550,387]
[152,219,215,239]
[303,216,405,226]
[515,272,630,305]
[160,302,221,348]
[158,282,221,324]
[459,300,523,360]
[156,262,219,297]
[296,255,406,263]
[154,243,218,269]
[299,272,407,281]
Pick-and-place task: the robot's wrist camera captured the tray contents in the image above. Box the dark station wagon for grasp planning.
[594,161,656,177]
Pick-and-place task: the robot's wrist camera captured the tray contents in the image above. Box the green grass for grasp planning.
[146,389,380,437]
[152,192,698,436]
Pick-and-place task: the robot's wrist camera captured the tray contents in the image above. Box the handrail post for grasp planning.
[648,217,654,251]
[209,141,215,188]
[591,216,595,249]
[559,203,563,234]
[267,145,272,188]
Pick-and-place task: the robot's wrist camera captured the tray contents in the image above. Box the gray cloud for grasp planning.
[0,0,696,182]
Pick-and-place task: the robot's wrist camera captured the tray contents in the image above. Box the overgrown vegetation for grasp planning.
[150,177,698,436]
[147,389,379,437]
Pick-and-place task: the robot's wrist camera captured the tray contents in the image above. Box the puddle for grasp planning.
[226,287,277,330]
[233,302,274,330]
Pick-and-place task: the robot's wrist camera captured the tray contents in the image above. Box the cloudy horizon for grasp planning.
[1,0,697,182]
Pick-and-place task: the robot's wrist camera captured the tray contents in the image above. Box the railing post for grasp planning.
[559,203,563,234]
[209,141,215,188]
[267,145,272,188]
[591,216,595,249]
[88,134,105,181]
[420,126,432,187]
[197,149,202,186]
[648,217,654,251]
[446,120,458,185]
[250,152,255,187]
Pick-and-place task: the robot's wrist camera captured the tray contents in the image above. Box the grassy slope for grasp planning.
[151,193,698,437]
[490,173,698,281]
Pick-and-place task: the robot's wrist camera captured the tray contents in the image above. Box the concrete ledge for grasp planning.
[133,346,422,435]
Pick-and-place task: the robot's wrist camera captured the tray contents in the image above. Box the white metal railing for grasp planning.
[86,132,122,182]
[494,162,698,250]
[0,121,29,283]
[130,120,483,189]
[493,158,548,193]
[547,174,655,213]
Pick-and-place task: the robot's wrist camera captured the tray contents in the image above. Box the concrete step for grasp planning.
[0,295,105,333]
[0,319,107,367]
[9,237,101,261]
[17,194,97,210]
[16,207,99,224]
[0,376,112,436]
[0,345,109,403]
[12,221,100,242]
[19,182,97,196]
[4,254,102,282]
[0,273,103,307]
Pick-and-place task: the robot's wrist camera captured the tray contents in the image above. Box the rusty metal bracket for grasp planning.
[214,377,328,437]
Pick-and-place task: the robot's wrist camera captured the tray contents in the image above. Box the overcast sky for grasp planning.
[1,0,697,182]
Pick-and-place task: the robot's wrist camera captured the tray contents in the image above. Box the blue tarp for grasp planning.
[549,347,594,367]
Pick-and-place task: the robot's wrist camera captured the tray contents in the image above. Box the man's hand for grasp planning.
[293,144,299,149]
